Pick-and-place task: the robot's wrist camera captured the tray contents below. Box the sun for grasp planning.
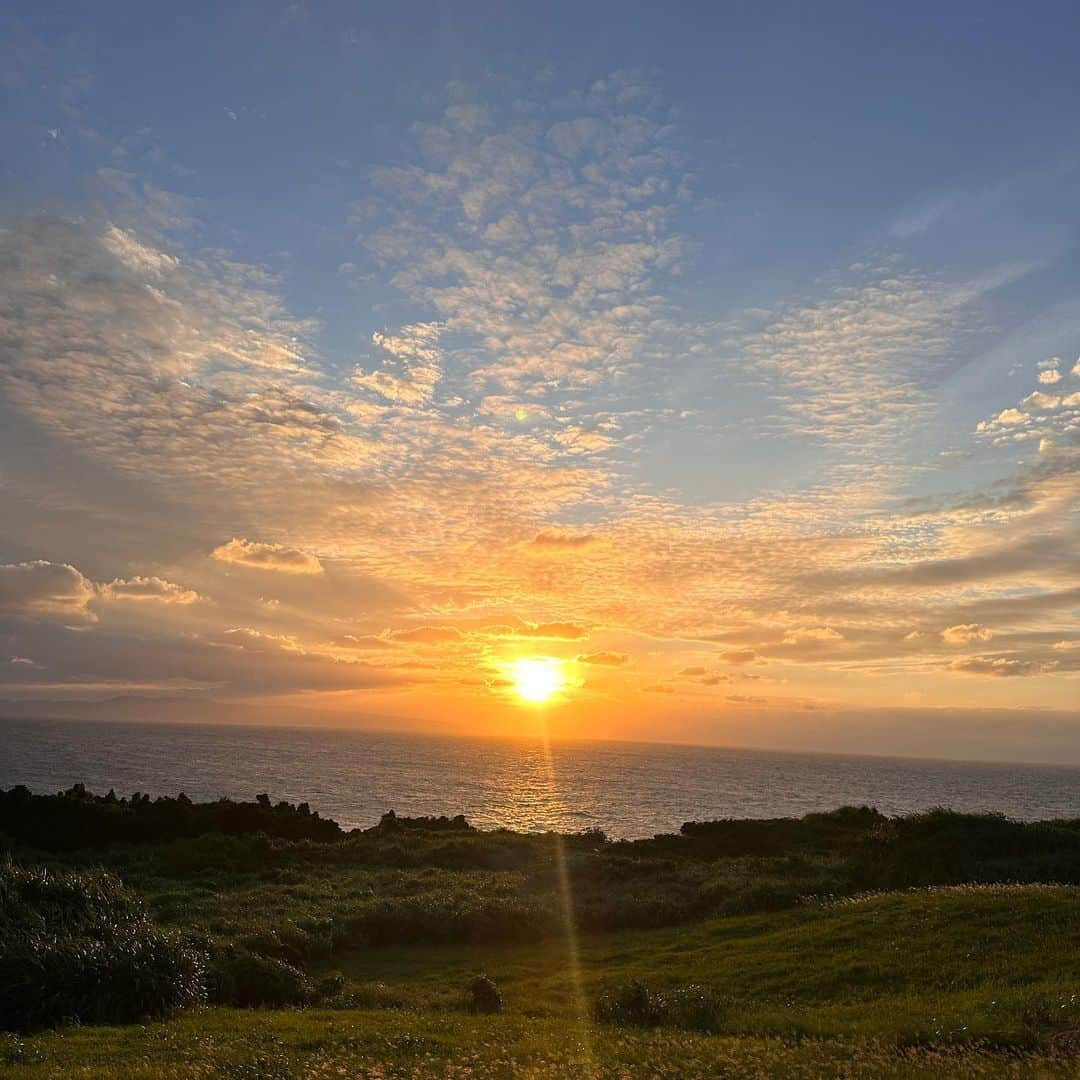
[512,657,565,704]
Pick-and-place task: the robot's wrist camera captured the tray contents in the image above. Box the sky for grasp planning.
[1,2,1078,760]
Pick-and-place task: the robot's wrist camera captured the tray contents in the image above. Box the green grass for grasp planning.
[4,1008,1079,1079]
[337,884,1080,1044]
[5,885,1080,1077]
[9,802,1080,1074]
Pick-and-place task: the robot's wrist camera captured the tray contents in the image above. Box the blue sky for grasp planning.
[0,2,1078,757]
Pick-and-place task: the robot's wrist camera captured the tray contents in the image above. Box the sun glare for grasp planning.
[513,657,565,704]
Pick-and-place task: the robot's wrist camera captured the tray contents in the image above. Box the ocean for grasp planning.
[2,716,1079,838]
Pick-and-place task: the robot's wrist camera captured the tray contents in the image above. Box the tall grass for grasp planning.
[0,863,204,1031]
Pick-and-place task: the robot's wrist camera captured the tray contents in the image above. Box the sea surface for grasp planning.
[3,716,1079,838]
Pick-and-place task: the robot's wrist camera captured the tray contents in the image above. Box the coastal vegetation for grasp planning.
[3,786,1080,1076]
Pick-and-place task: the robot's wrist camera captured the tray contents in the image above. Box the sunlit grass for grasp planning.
[7,885,1080,1077]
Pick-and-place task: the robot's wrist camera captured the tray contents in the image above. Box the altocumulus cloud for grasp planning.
[211,538,324,575]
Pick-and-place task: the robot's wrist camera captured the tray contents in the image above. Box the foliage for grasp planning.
[8,785,1080,1051]
[0,785,340,851]
[593,981,725,1032]
[0,863,204,1031]
[207,948,314,1008]
[468,974,502,1014]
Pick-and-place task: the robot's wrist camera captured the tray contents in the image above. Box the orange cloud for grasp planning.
[719,648,765,665]
[577,651,629,666]
[527,530,598,551]
[519,621,590,640]
[100,576,200,604]
[941,624,993,645]
[386,626,463,645]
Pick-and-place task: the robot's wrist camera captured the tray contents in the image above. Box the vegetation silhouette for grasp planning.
[5,785,1080,1038]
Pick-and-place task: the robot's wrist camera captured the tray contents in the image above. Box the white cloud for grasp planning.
[101,224,179,276]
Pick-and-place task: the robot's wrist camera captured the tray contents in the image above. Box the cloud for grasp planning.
[577,650,629,666]
[980,408,1029,429]
[100,576,200,604]
[948,655,1057,677]
[352,322,443,404]
[719,648,765,665]
[101,224,180,275]
[211,538,324,575]
[0,561,97,621]
[734,267,983,446]
[527,530,598,551]
[643,683,675,694]
[1021,391,1060,411]
[386,626,463,645]
[518,621,591,640]
[940,624,994,645]
[782,626,844,645]
[353,75,689,402]
[1,79,1077,717]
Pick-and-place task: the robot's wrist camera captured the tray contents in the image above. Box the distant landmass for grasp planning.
[0,695,405,730]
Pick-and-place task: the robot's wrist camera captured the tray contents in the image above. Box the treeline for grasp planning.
[0,784,343,849]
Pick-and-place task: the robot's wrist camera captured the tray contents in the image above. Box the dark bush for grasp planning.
[668,984,727,1032]
[0,785,342,852]
[207,948,314,1007]
[850,810,1080,889]
[0,926,204,1031]
[468,974,502,1014]
[0,862,204,1031]
[594,980,669,1027]
[594,980,725,1032]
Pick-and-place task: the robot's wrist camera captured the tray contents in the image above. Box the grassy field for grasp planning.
[6,791,1080,1076]
[4,884,1080,1077]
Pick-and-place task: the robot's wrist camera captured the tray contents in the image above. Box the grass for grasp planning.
[8,796,1080,1075]
[4,885,1080,1076]
[4,1008,1080,1079]
[335,884,1080,1044]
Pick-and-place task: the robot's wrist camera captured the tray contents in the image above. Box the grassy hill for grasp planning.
[4,788,1080,1076]
[5,885,1080,1077]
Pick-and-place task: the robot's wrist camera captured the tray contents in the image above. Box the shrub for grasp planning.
[594,980,668,1027]
[0,926,204,1031]
[668,984,727,1032]
[0,862,205,1031]
[468,974,502,1014]
[593,981,725,1032]
[207,949,314,1007]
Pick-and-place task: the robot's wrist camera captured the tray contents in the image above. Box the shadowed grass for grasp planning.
[3,1007,1079,1079]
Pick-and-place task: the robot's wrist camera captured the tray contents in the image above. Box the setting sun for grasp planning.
[512,657,566,704]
